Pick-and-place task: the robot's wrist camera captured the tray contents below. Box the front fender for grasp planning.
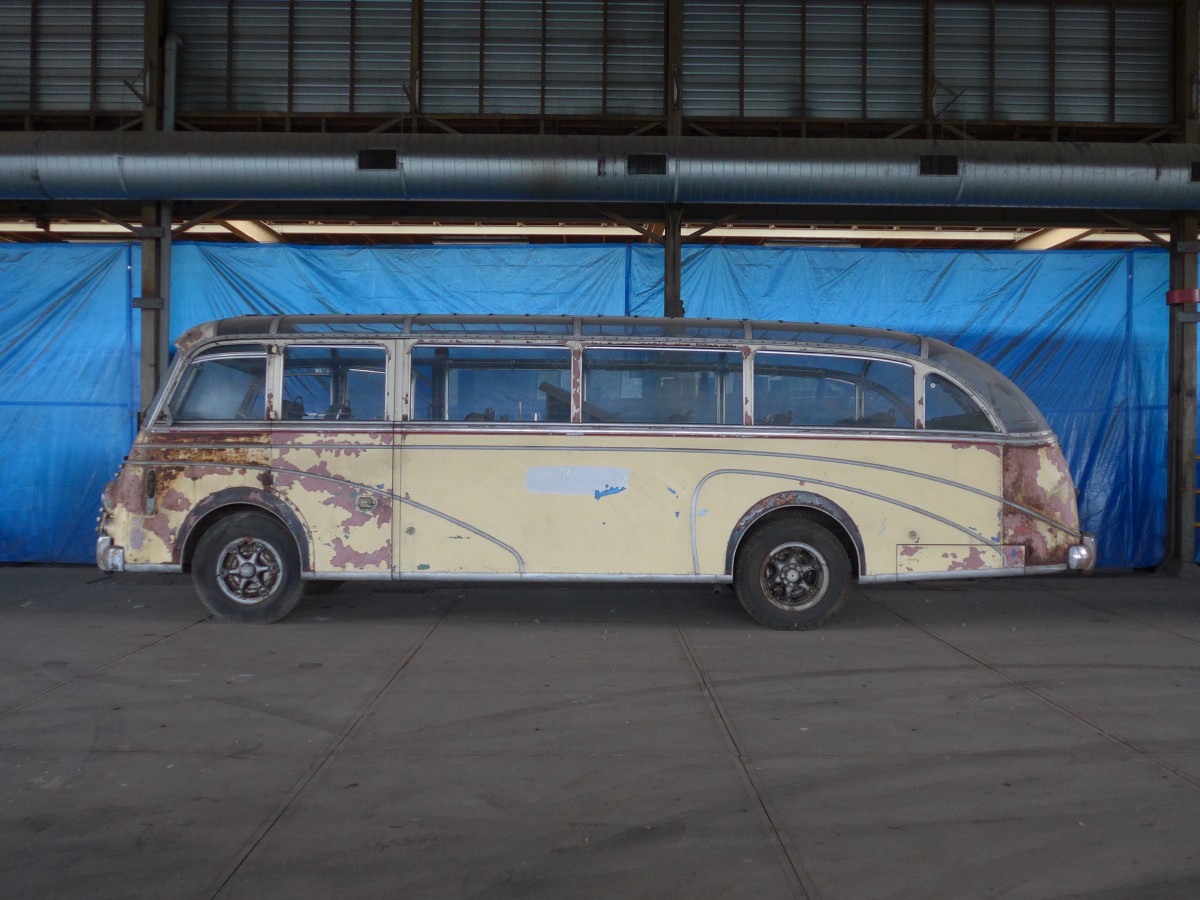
[178,486,313,571]
[725,490,866,577]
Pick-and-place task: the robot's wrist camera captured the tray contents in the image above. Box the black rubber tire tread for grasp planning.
[732,514,851,630]
[191,511,305,623]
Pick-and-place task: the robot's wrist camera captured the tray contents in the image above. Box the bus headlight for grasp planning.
[1068,534,1097,573]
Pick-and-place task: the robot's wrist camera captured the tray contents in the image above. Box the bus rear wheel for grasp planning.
[192,512,304,623]
[733,515,850,630]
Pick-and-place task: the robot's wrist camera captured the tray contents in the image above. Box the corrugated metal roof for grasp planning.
[0,0,1175,129]
[995,2,1051,121]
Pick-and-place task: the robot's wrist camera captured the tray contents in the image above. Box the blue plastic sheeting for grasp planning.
[0,242,1176,569]
[171,243,629,328]
[0,244,137,563]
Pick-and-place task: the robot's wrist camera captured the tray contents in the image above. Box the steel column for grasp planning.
[663,205,683,317]
[1165,0,1199,570]
[139,0,170,416]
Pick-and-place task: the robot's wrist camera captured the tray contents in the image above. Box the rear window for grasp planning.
[926,340,1049,434]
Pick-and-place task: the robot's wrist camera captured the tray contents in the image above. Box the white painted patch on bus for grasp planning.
[525,466,630,497]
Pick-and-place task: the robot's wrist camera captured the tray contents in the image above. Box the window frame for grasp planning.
[279,341,392,425]
[158,342,270,428]
[750,349,917,430]
[581,344,746,427]
[405,340,575,426]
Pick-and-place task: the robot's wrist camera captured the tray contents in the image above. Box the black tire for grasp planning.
[733,514,851,630]
[191,511,305,623]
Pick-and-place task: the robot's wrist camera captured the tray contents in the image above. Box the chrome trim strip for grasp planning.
[690,468,1005,574]
[302,571,390,581]
[394,572,732,583]
[399,495,526,573]
[859,564,1068,584]
[122,563,184,574]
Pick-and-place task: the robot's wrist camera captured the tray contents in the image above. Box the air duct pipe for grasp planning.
[0,132,1197,210]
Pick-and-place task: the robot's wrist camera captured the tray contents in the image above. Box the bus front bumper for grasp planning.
[96,533,125,573]
[1067,533,1097,573]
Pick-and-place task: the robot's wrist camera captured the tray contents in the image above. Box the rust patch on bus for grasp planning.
[1002,443,1079,566]
[328,536,391,568]
[946,546,987,571]
[951,441,1001,458]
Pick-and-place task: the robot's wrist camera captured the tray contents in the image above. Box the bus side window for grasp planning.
[754,353,913,428]
[924,373,997,432]
[169,345,267,422]
[410,346,571,423]
[282,345,388,421]
[582,348,743,425]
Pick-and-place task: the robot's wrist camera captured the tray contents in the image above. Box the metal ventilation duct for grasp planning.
[0,132,1197,210]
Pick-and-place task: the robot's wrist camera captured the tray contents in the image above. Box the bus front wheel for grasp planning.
[733,515,850,630]
[192,511,305,623]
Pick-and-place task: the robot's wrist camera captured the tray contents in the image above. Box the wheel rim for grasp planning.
[214,536,283,606]
[758,541,829,612]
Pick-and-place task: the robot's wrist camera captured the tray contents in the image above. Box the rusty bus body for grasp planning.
[97,315,1095,629]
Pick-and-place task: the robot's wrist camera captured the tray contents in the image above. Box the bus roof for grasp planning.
[193,314,925,356]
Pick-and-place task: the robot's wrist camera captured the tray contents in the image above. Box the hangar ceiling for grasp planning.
[0,0,1190,250]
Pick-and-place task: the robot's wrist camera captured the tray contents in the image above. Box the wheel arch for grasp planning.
[725,491,865,579]
[178,488,312,572]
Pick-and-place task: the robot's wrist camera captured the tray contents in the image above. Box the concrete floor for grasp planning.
[2,568,1199,900]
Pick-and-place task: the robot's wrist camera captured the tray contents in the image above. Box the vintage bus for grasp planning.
[97,314,1095,629]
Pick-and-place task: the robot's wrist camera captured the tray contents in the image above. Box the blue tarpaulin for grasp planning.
[0,241,1176,568]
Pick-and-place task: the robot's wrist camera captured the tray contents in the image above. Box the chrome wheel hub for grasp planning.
[215,538,282,605]
[759,542,829,612]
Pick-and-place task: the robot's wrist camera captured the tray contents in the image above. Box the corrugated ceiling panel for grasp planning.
[230,1,289,111]
[1114,5,1170,123]
[605,1,663,115]
[34,0,92,110]
[94,0,142,111]
[1055,3,1109,123]
[805,0,863,118]
[174,0,231,111]
[744,1,803,118]
[682,2,741,117]
[933,1,990,121]
[544,1,603,115]
[482,0,541,115]
[353,0,411,114]
[422,0,481,113]
[994,1,1050,121]
[293,0,352,113]
[0,0,34,109]
[865,0,922,119]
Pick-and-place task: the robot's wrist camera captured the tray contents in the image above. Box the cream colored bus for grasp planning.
[97,314,1095,629]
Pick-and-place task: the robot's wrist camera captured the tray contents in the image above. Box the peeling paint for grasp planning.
[527,466,629,496]
[1003,442,1079,566]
